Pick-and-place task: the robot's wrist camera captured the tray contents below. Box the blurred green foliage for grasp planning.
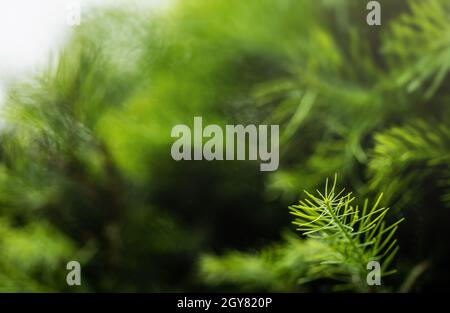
[0,0,449,292]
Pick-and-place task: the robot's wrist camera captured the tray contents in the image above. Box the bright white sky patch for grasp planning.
[0,0,169,105]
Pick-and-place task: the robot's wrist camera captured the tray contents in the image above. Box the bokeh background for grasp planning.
[0,0,449,292]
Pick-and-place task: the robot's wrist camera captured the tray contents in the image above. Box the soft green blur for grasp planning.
[0,0,449,292]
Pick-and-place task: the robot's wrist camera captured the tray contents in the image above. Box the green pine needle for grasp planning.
[289,175,404,287]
